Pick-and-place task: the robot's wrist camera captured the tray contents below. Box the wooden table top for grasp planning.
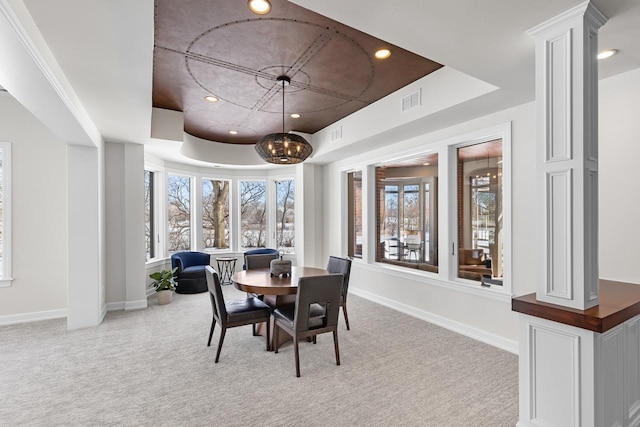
[232,266,330,296]
[512,279,640,333]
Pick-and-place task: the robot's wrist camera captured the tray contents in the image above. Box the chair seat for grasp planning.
[226,297,271,324]
[273,304,326,330]
[181,265,206,278]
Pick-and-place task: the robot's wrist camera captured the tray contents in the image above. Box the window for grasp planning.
[457,139,503,285]
[167,174,192,252]
[240,180,266,248]
[144,170,155,260]
[202,178,230,250]
[375,154,439,272]
[347,171,363,258]
[0,142,11,285]
[275,179,295,252]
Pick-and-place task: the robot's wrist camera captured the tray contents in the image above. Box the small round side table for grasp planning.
[216,257,238,285]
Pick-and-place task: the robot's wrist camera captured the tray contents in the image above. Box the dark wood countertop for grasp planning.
[512,279,640,333]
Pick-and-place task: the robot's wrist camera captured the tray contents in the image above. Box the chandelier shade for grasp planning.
[255,132,313,164]
[255,75,313,164]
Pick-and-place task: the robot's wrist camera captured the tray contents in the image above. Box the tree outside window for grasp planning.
[144,170,155,260]
[202,179,230,250]
[240,180,266,248]
[276,179,295,251]
[167,174,191,252]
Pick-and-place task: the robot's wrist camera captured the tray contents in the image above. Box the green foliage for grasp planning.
[149,267,178,292]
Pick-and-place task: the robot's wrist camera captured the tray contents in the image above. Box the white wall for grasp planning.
[0,94,68,323]
[599,67,640,284]
[322,67,640,351]
[323,101,538,351]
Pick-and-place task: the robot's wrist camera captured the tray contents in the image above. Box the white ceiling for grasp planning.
[10,0,640,168]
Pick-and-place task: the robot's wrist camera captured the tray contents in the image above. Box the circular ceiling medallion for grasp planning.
[255,67,310,93]
[185,18,374,114]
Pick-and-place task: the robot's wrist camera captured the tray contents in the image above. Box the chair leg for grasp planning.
[294,337,301,377]
[207,318,216,346]
[274,323,279,354]
[214,327,226,363]
[333,329,340,366]
[313,335,316,344]
[265,320,271,352]
[342,302,350,331]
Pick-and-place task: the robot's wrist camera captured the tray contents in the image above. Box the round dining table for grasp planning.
[232,266,329,297]
[232,266,330,349]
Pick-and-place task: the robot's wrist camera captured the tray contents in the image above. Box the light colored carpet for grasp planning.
[0,286,518,426]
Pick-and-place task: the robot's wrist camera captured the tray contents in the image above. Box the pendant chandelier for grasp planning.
[255,75,313,164]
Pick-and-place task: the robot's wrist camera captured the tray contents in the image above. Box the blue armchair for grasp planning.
[171,251,211,294]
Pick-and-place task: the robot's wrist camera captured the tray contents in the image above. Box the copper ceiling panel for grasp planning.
[153,0,443,145]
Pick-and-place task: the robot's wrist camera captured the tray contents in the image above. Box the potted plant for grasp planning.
[149,267,178,305]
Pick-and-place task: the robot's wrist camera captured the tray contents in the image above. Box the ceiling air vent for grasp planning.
[331,126,342,141]
[402,89,421,111]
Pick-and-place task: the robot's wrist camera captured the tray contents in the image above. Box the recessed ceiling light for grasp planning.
[204,95,218,102]
[248,0,271,15]
[229,130,238,135]
[597,49,619,60]
[374,48,392,60]
[290,113,301,119]
[423,162,430,166]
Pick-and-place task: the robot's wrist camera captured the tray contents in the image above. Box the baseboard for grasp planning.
[106,299,147,312]
[125,299,147,311]
[0,308,67,326]
[350,287,519,355]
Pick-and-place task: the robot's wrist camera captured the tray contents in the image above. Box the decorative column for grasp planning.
[516,2,640,426]
[530,1,605,311]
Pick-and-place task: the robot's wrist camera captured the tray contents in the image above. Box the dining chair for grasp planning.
[245,253,279,270]
[244,253,279,335]
[242,248,279,270]
[272,274,343,377]
[205,266,271,362]
[326,256,353,330]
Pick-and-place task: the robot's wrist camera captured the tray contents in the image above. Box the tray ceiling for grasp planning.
[153,0,442,145]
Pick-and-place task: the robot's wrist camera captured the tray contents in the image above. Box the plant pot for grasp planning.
[157,289,173,305]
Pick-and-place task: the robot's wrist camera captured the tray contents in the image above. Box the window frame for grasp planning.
[272,177,296,254]
[239,179,268,251]
[347,170,363,259]
[0,142,12,287]
[449,128,511,294]
[166,172,194,253]
[201,176,232,252]
[342,122,511,296]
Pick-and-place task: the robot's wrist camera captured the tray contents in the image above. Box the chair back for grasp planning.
[294,274,343,333]
[205,266,227,324]
[326,256,352,300]
[172,251,211,271]
[245,253,278,270]
[243,248,279,269]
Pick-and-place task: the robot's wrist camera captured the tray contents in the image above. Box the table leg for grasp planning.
[256,294,295,351]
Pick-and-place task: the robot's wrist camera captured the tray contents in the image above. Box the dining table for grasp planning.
[232,266,330,349]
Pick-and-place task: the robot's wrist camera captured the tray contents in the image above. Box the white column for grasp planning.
[517,3,623,426]
[123,143,147,310]
[67,145,101,329]
[295,163,323,267]
[529,1,606,310]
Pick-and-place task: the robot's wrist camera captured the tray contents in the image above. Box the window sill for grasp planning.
[365,261,512,303]
[0,277,14,288]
